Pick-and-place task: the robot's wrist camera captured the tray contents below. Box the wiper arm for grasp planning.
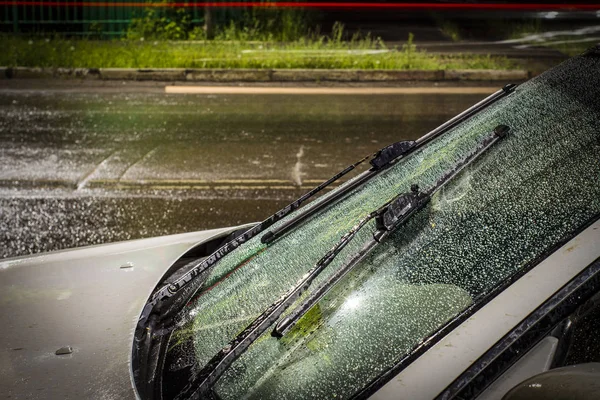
[273,124,510,338]
[176,124,509,399]
[139,147,400,328]
[261,84,516,245]
[259,140,415,244]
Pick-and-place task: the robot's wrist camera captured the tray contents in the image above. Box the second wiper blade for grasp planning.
[174,206,382,399]
[176,124,510,399]
[273,124,510,338]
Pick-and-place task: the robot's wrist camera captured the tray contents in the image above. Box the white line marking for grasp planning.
[291,145,306,186]
[76,150,115,191]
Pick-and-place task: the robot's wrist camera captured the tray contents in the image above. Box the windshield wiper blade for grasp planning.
[273,124,510,338]
[175,124,510,399]
[261,84,516,245]
[138,84,517,330]
[174,207,382,399]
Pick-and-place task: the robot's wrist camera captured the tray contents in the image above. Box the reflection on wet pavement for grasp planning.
[0,86,490,258]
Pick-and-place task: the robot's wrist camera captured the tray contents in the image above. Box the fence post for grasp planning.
[205,6,214,39]
[12,0,18,33]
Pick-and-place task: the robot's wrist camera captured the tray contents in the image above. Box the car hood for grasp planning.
[0,225,252,400]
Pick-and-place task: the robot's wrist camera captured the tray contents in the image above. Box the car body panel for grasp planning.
[0,224,254,400]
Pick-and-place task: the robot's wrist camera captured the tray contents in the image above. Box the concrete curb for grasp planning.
[1,67,530,82]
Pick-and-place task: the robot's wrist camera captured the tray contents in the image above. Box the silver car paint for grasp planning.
[0,224,253,400]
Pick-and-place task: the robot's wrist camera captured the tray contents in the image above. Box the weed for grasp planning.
[439,20,461,42]
[127,3,196,40]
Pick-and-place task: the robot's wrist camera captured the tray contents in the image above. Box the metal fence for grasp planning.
[1,1,213,37]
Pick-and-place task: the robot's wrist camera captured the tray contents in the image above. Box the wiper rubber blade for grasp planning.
[178,124,509,399]
[273,124,510,338]
[175,208,381,399]
[261,84,516,245]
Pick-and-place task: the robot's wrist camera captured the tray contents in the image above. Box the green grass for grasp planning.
[1,35,515,70]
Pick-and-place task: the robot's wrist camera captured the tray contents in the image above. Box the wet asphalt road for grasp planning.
[0,81,493,259]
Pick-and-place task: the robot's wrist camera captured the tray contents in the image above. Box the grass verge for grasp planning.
[1,35,515,70]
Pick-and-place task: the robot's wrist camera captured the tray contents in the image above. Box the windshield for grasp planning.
[162,54,600,399]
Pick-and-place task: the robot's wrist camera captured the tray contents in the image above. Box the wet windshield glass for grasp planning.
[164,54,600,399]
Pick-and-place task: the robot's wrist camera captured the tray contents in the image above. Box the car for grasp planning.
[1,46,600,400]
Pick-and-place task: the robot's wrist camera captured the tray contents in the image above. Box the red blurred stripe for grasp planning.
[1,2,599,10]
